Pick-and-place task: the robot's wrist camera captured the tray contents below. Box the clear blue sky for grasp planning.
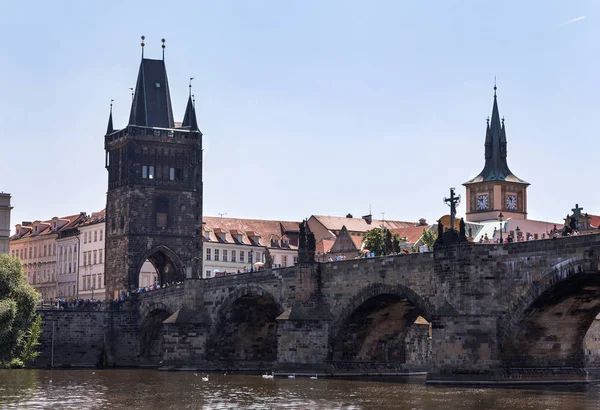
[1,1,597,231]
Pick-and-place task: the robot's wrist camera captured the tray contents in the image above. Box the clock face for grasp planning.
[477,194,489,210]
[506,194,517,210]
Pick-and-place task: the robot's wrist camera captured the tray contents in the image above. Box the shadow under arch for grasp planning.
[499,254,600,368]
[329,283,434,365]
[139,306,174,367]
[132,245,185,290]
[206,284,284,367]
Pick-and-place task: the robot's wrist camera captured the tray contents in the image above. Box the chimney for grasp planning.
[419,218,427,226]
[362,214,372,225]
[346,213,353,218]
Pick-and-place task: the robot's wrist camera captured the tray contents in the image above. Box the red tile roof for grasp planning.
[203,216,300,250]
[391,226,430,245]
[311,215,417,233]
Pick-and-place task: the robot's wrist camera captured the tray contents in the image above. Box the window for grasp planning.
[99,230,103,241]
[99,250,103,263]
[84,232,87,243]
[206,248,212,261]
[231,250,236,262]
[282,255,287,267]
[214,249,220,261]
[240,251,245,262]
[94,231,98,242]
[293,256,298,265]
[34,247,37,258]
[43,245,47,257]
[222,249,228,262]
[142,166,148,179]
[256,252,261,263]
[149,166,155,179]
[205,270,211,278]
[83,253,86,266]
[283,239,289,247]
[93,250,97,265]
[169,167,175,181]
[156,197,168,228]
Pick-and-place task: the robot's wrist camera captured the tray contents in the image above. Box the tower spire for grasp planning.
[128,36,175,128]
[161,38,166,60]
[182,77,199,131]
[464,85,527,185]
[106,99,114,135]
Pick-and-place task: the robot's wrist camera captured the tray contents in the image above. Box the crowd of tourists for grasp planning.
[131,281,183,294]
[48,298,122,311]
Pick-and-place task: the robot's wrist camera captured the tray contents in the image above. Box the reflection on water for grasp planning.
[1,370,600,409]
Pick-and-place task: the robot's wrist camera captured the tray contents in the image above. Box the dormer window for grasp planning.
[204,231,210,240]
[283,239,289,247]
[218,233,227,242]
[272,239,280,247]
[235,234,243,243]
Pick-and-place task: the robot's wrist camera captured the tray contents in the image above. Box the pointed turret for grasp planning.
[128,58,175,128]
[464,86,527,185]
[182,95,199,131]
[106,100,114,135]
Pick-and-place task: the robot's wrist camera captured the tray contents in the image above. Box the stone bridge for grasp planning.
[132,234,600,383]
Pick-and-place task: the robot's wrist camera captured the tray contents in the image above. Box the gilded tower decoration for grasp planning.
[463,86,529,222]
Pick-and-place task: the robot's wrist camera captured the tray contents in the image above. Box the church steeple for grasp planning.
[128,37,175,128]
[465,86,527,185]
[106,100,114,135]
[463,85,529,223]
[182,78,199,131]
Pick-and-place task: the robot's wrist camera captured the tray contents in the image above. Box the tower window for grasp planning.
[149,166,155,179]
[156,197,168,228]
[155,82,161,88]
[142,166,148,179]
[169,168,175,181]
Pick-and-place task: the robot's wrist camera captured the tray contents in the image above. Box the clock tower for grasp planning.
[463,86,529,222]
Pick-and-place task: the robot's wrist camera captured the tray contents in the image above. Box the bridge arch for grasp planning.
[139,304,174,366]
[329,283,434,365]
[499,253,600,368]
[134,245,185,289]
[206,284,284,367]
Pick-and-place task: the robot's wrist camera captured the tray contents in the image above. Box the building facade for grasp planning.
[202,216,299,278]
[463,86,529,222]
[0,193,12,255]
[104,41,203,299]
[10,214,85,301]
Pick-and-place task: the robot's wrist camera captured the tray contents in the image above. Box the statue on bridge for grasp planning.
[298,220,307,263]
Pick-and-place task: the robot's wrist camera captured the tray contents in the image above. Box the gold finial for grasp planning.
[161,38,166,59]
[141,35,145,57]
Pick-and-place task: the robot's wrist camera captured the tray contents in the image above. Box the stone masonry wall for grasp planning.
[404,323,432,371]
[34,310,139,368]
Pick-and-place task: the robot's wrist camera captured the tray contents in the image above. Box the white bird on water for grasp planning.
[202,375,209,382]
[262,372,274,379]
[310,375,318,380]
[287,373,295,379]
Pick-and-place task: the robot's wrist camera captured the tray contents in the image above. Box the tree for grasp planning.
[363,228,386,257]
[420,228,437,250]
[0,254,40,367]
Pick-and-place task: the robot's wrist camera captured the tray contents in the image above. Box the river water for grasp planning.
[1,370,600,409]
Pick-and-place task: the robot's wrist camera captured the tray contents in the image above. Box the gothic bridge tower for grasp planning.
[463,86,529,222]
[104,38,203,299]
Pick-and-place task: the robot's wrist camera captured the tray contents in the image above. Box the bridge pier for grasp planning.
[275,304,333,374]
